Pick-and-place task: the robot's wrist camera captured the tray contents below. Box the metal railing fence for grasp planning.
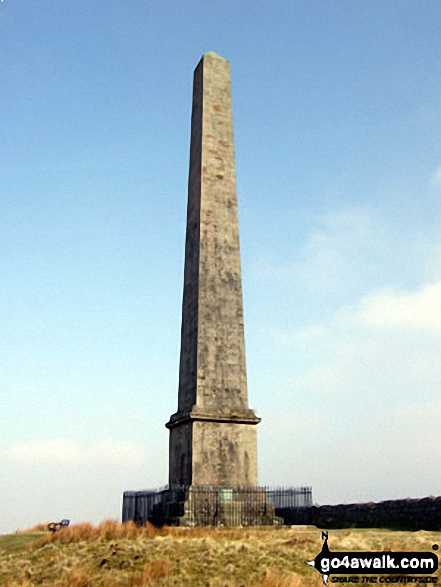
[122,485,312,527]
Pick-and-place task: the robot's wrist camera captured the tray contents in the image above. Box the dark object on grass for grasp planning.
[47,519,70,532]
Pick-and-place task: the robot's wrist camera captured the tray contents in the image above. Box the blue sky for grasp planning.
[1,0,441,534]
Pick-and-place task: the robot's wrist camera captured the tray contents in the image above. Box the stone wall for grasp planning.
[282,496,441,531]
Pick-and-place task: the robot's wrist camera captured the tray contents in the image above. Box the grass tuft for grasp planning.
[31,519,157,548]
[128,558,172,586]
[258,568,316,586]
[16,523,48,534]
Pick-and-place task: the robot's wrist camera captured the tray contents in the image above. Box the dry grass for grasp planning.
[127,559,172,586]
[15,524,48,534]
[31,519,157,547]
[256,568,317,587]
[0,521,439,586]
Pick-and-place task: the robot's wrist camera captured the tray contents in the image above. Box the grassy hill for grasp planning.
[0,521,439,586]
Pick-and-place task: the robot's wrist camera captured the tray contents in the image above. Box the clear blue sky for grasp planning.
[1,0,440,534]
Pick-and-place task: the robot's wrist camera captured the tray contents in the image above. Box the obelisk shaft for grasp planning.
[167,52,260,487]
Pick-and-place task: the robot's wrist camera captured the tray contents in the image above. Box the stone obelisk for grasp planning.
[166,51,261,488]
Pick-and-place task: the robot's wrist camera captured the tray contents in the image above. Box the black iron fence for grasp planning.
[122,485,312,527]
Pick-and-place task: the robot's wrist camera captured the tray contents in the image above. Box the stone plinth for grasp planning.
[160,486,283,527]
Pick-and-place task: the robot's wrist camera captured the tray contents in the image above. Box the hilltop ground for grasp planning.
[0,521,439,586]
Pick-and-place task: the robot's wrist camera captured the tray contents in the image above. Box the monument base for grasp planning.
[122,485,312,527]
[152,486,283,527]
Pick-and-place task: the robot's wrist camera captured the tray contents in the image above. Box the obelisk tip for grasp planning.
[202,50,228,61]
